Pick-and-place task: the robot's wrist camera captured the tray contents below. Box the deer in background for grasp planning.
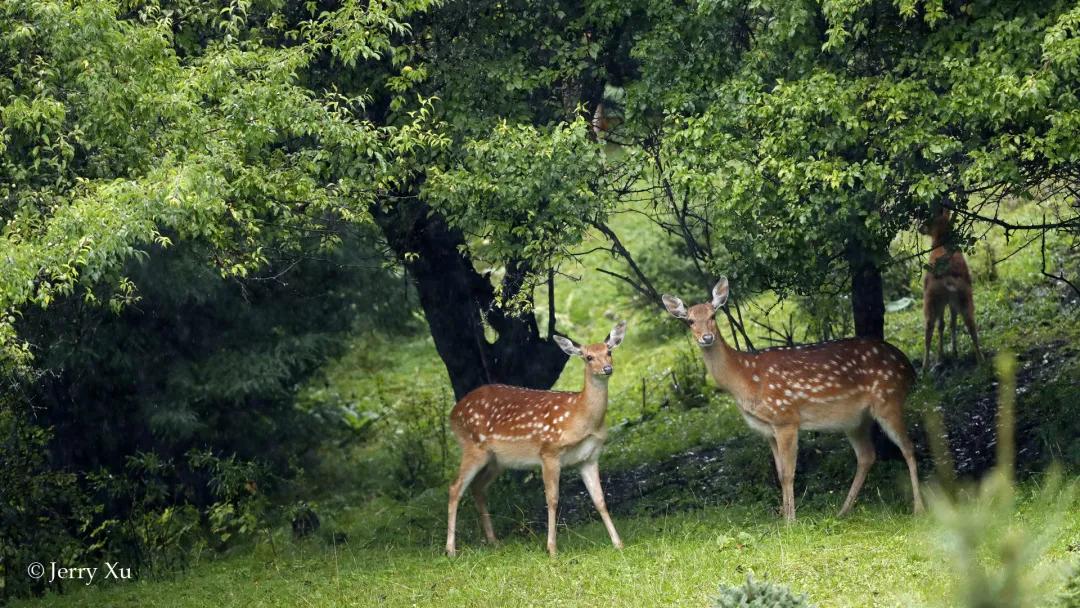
[446,321,627,557]
[663,278,923,521]
[921,207,984,369]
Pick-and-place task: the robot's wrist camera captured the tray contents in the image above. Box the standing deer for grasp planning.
[921,207,984,368]
[445,321,627,557]
[662,278,923,521]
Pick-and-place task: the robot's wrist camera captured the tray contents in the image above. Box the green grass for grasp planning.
[16,200,1080,607]
[18,494,1080,608]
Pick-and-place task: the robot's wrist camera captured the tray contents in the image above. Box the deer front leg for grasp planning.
[580,458,623,549]
[540,454,562,557]
[936,315,945,362]
[773,425,799,522]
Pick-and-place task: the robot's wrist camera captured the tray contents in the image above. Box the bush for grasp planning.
[370,386,453,497]
[1059,565,1080,608]
[0,411,97,600]
[713,575,813,608]
[0,404,281,600]
[0,227,413,600]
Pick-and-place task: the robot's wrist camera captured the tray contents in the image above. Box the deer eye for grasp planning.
[586,355,594,361]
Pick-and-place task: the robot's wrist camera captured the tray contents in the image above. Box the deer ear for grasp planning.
[605,321,627,350]
[553,335,582,357]
[662,294,688,319]
[711,277,729,309]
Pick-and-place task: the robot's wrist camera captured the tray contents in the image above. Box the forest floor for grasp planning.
[16,202,1080,607]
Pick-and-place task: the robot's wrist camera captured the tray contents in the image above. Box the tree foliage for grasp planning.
[0,0,442,372]
[592,0,1080,337]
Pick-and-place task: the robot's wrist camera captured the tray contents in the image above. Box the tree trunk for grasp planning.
[847,242,885,340]
[373,201,568,400]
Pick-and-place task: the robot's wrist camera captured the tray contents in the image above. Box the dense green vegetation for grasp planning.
[3,0,1080,606]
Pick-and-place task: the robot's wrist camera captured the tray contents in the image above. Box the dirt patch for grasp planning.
[931,339,1075,477]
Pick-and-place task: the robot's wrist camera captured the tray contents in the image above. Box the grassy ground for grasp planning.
[16,493,1080,607]
[17,201,1080,607]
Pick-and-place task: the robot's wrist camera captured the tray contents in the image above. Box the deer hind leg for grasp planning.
[922,298,942,369]
[471,462,502,545]
[838,416,876,517]
[540,454,562,557]
[870,406,924,515]
[922,312,935,369]
[950,306,959,358]
[767,435,782,485]
[447,445,491,556]
[920,295,946,371]
[580,458,623,549]
[773,425,799,522]
[961,294,984,362]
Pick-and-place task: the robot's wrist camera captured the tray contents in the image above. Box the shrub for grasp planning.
[1059,564,1080,608]
[375,387,452,496]
[0,411,97,601]
[713,575,813,608]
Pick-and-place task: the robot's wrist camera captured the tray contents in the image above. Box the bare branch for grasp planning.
[590,220,665,309]
[1041,222,1080,298]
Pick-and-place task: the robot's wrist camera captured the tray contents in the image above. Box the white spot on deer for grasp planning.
[752,374,760,382]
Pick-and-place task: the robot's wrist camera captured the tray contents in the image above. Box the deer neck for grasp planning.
[577,369,610,425]
[700,339,754,402]
[931,225,951,250]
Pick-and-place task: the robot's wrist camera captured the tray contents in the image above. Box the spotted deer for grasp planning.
[445,321,627,557]
[920,207,984,368]
[662,278,923,521]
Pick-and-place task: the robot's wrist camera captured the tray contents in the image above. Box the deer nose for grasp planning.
[602,365,613,375]
[699,334,715,346]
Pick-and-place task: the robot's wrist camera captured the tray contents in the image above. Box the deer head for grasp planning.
[662,278,729,348]
[553,321,627,376]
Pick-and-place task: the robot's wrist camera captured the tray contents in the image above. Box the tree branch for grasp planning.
[590,220,665,309]
[1041,222,1080,298]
